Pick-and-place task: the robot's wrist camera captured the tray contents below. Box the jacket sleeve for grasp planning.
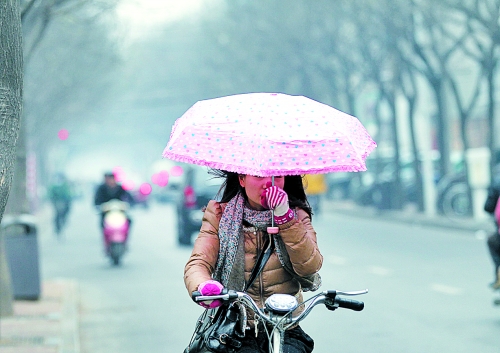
[94,186,104,206]
[121,188,135,205]
[184,200,221,295]
[277,208,323,277]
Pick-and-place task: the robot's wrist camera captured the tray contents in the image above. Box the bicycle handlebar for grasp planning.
[192,288,367,327]
[334,297,364,311]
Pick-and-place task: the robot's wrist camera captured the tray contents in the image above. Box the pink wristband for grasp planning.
[274,208,295,225]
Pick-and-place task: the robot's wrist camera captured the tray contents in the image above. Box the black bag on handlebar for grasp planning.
[184,303,245,353]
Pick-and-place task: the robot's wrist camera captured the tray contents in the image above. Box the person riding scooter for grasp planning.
[94,172,134,209]
[94,172,134,262]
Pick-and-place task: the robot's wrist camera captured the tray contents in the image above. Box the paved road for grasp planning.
[303,209,500,353]
[37,196,500,353]
[39,197,199,353]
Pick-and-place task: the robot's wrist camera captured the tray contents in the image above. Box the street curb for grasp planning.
[0,278,80,353]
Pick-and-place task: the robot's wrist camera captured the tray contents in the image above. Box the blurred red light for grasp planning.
[171,165,184,176]
[122,180,135,191]
[58,129,69,140]
[156,170,169,187]
[113,166,126,182]
[139,183,152,195]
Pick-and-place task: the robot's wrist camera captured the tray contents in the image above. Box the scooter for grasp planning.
[99,199,130,266]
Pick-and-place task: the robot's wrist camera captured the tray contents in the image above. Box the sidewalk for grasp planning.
[0,279,80,353]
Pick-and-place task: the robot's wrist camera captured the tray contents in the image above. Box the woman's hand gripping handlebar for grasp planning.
[191,288,367,328]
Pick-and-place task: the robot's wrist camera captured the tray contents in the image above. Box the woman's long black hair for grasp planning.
[209,169,313,219]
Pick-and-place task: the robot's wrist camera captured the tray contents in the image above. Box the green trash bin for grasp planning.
[2,214,41,300]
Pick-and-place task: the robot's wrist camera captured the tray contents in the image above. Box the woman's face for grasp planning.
[238,175,285,210]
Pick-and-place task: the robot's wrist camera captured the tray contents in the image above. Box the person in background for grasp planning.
[303,173,328,215]
[48,173,73,237]
[483,178,500,289]
[184,171,322,352]
[94,172,133,206]
[94,172,134,227]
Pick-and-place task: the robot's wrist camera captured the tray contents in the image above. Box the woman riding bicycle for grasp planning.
[184,171,323,353]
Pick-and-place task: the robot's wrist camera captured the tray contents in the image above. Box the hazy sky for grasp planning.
[58,0,221,183]
[115,0,217,41]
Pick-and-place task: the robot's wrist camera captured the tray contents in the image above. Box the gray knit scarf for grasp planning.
[213,192,271,288]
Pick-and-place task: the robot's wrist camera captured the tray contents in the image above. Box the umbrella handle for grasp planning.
[268,209,279,234]
[267,176,280,234]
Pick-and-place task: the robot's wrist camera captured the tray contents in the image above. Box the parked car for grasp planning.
[176,165,223,245]
[325,172,352,200]
[353,158,419,209]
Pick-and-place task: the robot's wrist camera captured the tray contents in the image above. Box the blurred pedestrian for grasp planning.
[484,178,500,289]
[48,173,72,237]
[303,173,327,215]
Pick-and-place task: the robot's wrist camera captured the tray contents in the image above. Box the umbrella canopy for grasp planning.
[163,93,376,177]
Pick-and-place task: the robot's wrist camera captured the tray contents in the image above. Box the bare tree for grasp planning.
[396,0,469,179]
[0,0,24,317]
[182,0,494,213]
[5,0,120,215]
[369,0,427,211]
[445,0,500,177]
[371,0,426,210]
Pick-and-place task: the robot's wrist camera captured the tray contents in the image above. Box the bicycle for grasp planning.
[193,288,367,353]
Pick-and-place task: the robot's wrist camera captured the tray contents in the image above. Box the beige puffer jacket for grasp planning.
[184,200,323,326]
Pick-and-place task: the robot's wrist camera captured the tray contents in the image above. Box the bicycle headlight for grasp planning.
[265,294,298,314]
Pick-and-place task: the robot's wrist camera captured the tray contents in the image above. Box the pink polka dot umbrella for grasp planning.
[162,93,376,177]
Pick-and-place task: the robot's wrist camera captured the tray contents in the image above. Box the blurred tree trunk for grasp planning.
[486,55,498,174]
[0,0,23,317]
[447,53,483,213]
[401,67,424,211]
[383,87,403,209]
[5,0,57,217]
[4,1,44,218]
[375,0,424,210]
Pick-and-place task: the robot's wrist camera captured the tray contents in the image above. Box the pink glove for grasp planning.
[261,183,295,225]
[197,280,224,309]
